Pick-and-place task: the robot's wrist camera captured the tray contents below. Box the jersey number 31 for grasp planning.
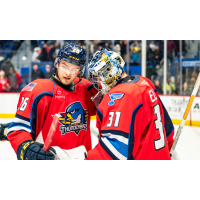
[154,104,165,151]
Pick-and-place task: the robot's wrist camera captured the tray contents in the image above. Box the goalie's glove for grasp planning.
[0,123,11,141]
[17,140,56,160]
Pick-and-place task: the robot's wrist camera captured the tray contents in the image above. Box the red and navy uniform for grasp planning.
[7,77,97,153]
[87,75,174,160]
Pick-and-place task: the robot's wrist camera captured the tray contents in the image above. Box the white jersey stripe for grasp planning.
[101,133,129,145]
[101,137,127,160]
[13,117,31,127]
[7,126,31,134]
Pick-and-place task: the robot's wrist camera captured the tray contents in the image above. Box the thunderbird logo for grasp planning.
[53,102,88,136]
[108,93,124,106]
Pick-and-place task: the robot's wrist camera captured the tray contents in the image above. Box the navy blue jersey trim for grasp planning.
[74,81,93,91]
[8,122,31,129]
[87,84,93,91]
[167,127,174,138]
[101,130,129,139]
[74,81,87,88]
[117,75,140,86]
[97,107,103,124]
[154,88,157,93]
[99,139,119,160]
[52,83,56,94]
[159,97,174,137]
[128,103,143,160]
[129,75,140,84]
[30,92,53,140]
[15,114,30,122]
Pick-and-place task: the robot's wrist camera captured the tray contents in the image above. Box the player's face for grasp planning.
[56,60,81,85]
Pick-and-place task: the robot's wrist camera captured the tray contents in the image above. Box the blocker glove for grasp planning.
[17,140,56,160]
[0,123,11,141]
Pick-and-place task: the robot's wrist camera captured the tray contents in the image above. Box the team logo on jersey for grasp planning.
[55,89,65,100]
[54,102,88,136]
[108,93,124,106]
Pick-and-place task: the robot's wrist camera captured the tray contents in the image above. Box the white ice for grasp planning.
[0,118,200,160]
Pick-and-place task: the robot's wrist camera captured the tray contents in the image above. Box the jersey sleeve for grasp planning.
[145,77,174,150]
[159,97,174,150]
[7,80,54,153]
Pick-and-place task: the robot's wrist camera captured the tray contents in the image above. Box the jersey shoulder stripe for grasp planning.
[74,79,94,91]
[97,107,103,124]
[7,114,31,136]
[99,130,129,160]
[128,103,143,160]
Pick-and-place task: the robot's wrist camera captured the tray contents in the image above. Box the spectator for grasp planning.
[174,40,187,55]
[147,45,154,64]
[42,42,50,52]
[167,40,178,63]
[52,52,57,64]
[183,77,196,95]
[146,64,158,80]
[31,64,45,81]
[7,67,22,92]
[32,47,41,62]
[152,45,163,67]
[1,58,15,77]
[165,77,177,94]
[114,43,121,55]
[154,79,163,94]
[130,47,141,65]
[44,65,53,79]
[119,40,127,61]
[37,46,49,61]
[0,70,10,92]
[49,43,56,61]
[149,41,156,52]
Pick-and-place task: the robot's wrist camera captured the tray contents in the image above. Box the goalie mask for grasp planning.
[88,49,125,95]
[88,49,125,107]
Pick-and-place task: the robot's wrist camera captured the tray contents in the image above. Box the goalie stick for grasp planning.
[170,72,200,155]
[43,113,61,159]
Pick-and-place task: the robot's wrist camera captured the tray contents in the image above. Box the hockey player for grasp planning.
[86,49,174,160]
[6,43,97,160]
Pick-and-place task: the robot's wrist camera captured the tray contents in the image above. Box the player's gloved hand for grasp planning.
[0,123,11,141]
[17,140,56,160]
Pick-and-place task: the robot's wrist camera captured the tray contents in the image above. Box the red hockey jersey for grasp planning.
[7,77,97,153]
[87,75,174,160]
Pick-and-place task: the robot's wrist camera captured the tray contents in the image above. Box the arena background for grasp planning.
[1,40,200,126]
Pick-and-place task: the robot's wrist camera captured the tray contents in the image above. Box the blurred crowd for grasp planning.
[0,66,21,92]
[1,40,199,96]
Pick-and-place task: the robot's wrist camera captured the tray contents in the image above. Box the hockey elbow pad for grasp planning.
[17,140,56,160]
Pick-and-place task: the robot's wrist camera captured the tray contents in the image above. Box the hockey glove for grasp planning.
[0,123,11,141]
[17,140,56,160]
